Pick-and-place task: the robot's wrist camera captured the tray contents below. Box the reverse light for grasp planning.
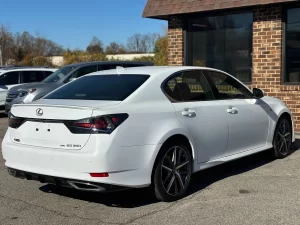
[65,113,129,134]
[8,112,25,129]
[90,173,109,178]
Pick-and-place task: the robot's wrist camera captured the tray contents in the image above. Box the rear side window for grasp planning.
[71,65,98,79]
[21,71,44,83]
[123,64,146,68]
[45,74,150,101]
[0,71,19,85]
[163,70,214,102]
[98,64,120,70]
[44,71,54,77]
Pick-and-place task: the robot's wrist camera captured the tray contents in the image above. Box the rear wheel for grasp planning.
[153,142,192,202]
[273,117,292,159]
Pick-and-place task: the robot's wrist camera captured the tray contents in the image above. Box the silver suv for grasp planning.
[0,67,56,108]
[5,61,153,113]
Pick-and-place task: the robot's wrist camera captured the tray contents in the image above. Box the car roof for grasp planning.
[66,61,153,67]
[86,66,231,78]
[0,67,57,73]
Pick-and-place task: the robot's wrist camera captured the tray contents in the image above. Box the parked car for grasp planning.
[2,66,294,202]
[4,61,153,113]
[0,67,56,107]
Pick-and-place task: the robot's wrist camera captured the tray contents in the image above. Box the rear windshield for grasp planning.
[44,74,150,101]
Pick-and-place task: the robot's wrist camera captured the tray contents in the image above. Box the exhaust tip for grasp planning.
[67,181,105,192]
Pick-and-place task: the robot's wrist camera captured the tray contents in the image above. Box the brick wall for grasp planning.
[168,17,184,65]
[167,5,300,133]
[252,5,300,133]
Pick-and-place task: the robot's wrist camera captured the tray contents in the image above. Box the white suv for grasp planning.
[0,67,57,107]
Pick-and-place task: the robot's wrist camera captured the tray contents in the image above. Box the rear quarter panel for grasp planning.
[91,100,197,159]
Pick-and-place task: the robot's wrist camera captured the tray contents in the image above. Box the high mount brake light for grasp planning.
[65,114,128,134]
[8,112,25,129]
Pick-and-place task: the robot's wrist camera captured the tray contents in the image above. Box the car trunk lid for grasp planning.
[9,100,121,150]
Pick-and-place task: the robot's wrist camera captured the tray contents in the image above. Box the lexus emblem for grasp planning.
[36,108,43,116]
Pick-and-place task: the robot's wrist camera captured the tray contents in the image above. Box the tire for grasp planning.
[153,141,192,202]
[273,116,292,159]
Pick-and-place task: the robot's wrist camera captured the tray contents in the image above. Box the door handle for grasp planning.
[227,106,239,114]
[181,108,196,117]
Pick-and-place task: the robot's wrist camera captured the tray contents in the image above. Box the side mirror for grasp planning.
[253,88,264,99]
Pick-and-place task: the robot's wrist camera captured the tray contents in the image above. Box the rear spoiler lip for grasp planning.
[11,103,96,111]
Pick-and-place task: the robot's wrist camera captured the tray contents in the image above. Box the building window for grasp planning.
[285,7,300,83]
[188,12,253,83]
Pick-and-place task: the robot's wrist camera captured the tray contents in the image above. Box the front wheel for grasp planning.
[153,142,192,202]
[273,117,292,159]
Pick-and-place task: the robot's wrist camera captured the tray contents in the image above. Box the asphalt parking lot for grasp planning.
[1,112,300,225]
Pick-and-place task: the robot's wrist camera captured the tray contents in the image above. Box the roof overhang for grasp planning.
[142,0,299,20]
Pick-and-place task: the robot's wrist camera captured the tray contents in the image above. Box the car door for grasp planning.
[0,71,20,105]
[203,70,270,156]
[163,70,229,163]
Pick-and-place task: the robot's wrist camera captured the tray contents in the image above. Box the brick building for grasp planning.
[143,0,300,133]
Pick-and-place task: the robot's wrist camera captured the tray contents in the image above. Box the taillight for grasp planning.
[8,112,25,129]
[65,114,128,134]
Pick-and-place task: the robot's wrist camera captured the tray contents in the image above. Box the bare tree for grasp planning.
[106,42,120,54]
[127,33,160,53]
[0,25,64,65]
[0,25,14,65]
[145,33,161,53]
[86,36,104,54]
[20,31,35,55]
[34,36,63,56]
[127,34,145,53]
[106,42,128,54]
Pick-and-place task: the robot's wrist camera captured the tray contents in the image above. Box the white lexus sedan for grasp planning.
[2,66,295,202]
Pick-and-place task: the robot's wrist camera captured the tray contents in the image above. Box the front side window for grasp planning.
[163,70,214,102]
[203,70,253,100]
[21,71,44,83]
[285,7,300,82]
[189,12,253,83]
[43,65,77,83]
[0,72,19,85]
[44,74,150,101]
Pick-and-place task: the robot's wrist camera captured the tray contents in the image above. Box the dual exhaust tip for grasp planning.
[67,180,105,192]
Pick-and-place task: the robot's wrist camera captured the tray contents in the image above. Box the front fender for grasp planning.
[266,98,295,143]
[277,108,295,142]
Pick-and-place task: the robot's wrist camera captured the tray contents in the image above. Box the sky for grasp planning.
[0,0,167,50]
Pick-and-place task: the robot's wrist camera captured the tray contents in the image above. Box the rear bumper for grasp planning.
[2,129,161,188]
[7,167,127,192]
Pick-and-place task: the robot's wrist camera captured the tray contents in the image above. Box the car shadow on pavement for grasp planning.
[0,108,7,118]
[39,139,300,208]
